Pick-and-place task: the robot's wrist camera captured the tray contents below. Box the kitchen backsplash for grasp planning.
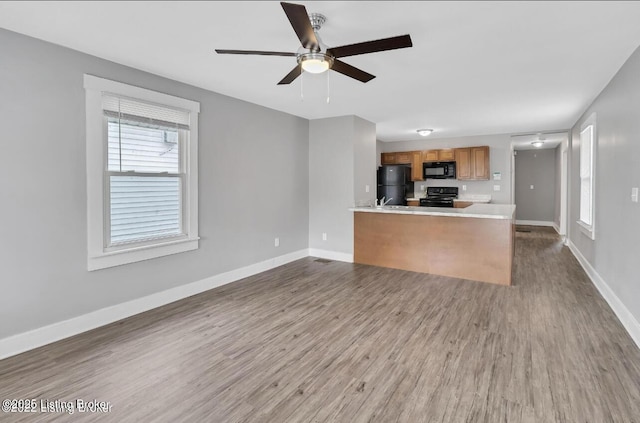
[410,179,502,200]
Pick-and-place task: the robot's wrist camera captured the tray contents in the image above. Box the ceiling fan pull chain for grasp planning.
[300,71,304,101]
[326,70,330,104]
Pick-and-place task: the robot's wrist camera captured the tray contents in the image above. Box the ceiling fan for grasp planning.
[215,2,413,85]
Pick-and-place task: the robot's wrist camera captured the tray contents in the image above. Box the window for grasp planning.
[578,113,596,240]
[84,75,200,270]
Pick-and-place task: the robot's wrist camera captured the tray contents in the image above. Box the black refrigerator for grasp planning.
[377,165,414,206]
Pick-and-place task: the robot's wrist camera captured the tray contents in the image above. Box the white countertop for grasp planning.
[350,203,515,220]
[454,194,492,203]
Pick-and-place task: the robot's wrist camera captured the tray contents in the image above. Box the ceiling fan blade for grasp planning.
[215,49,296,57]
[277,64,303,85]
[327,34,413,58]
[331,60,375,83]
[280,2,319,51]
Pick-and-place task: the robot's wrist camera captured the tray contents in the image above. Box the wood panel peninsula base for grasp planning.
[352,204,516,285]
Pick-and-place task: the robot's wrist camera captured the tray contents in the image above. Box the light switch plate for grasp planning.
[462,185,467,191]
[530,185,534,190]
[493,185,501,191]
[365,185,370,193]
[632,187,639,203]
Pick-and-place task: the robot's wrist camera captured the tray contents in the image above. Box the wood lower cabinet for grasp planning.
[455,146,490,180]
[454,201,473,208]
[407,199,420,207]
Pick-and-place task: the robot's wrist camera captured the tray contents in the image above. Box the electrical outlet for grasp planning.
[274,237,279,247]
[322,232,327,241]
[493,185,501,191]
[420,184,425,191]
[462,185,467,191]
[632,187,639,203]
[365,185,370,193]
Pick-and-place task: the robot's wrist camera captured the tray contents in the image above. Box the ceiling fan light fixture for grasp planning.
[417,129,433,137]
[531,141,545,148]
[298,52,333,74]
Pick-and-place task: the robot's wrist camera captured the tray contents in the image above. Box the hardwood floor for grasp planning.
[1,227,640,422]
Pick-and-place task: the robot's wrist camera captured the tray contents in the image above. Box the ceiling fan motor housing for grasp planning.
[308,13,326,32]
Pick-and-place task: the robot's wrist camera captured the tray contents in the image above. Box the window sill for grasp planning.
[88,237,199,271]
[577,220,595,241]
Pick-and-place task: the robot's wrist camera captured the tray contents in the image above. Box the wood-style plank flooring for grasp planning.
[1,227,640,422]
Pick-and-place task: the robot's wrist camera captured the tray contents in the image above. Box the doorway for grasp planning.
[510,132,569,231]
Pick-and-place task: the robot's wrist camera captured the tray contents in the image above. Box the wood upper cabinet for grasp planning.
[471,146,490,180]
[455,146,490,180]
[422,149,454,162]
[410,151,424,181]
[455,148,472,179]
[381,153,397,165]
[439,149,455,161]
[382,146,489,181]
[382,151,412,165]
[422,150,439,162]
[381,151,423,181]
[395,152,412,164]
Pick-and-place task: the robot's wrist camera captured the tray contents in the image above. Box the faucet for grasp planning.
[377,197,393,207]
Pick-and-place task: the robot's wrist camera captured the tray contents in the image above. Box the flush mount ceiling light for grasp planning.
[417,129,433,137]
[531,141,545,148]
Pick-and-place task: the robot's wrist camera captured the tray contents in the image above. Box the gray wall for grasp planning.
[308,117,355,255]
[514,149,557,222]
[376,140,383,167]
[0,29,310,339]
[554,145,562,228]
[380,134,512,203]
[308,116,376,255]
[353,117,377,207]
[569,43,640,324]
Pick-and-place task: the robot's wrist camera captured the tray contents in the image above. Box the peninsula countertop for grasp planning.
[349,203,515,220]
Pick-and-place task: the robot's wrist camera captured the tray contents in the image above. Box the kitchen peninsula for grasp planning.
[350,204,516,285]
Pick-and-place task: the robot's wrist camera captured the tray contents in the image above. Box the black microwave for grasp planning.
[424,161,456,179]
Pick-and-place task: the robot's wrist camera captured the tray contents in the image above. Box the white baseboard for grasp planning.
[516,220,555,227]
[0,249,309,361]
[308,248,354,263]
[567,240,640,349]
[552,223,560,234]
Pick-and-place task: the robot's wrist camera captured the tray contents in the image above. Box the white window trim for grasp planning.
[84,74,200,271]
[577,112,596,240]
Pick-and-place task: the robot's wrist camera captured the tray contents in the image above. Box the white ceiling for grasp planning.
[2,1,640,142]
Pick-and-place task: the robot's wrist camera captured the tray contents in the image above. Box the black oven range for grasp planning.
[419,187,459,208]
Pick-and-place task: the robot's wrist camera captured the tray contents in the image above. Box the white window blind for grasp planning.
[104,94,190,247]
[579,124,594,226]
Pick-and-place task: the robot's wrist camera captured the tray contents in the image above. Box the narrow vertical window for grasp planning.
[578,113,596,239]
